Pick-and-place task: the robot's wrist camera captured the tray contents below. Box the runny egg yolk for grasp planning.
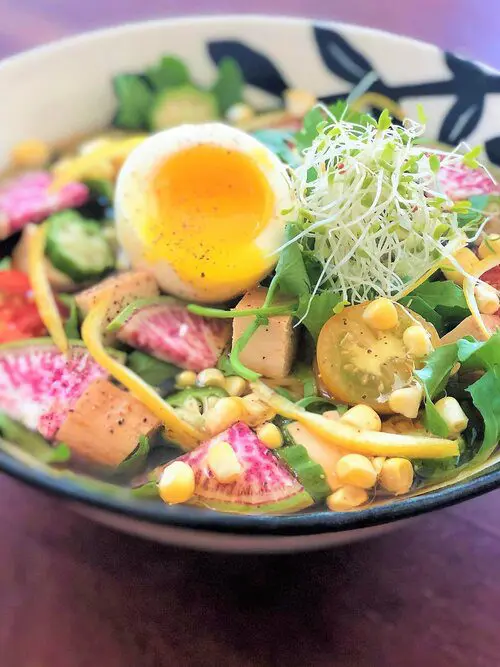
[143,144,276,293]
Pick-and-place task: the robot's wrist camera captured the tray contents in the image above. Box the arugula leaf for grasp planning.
[467,370,500,461]
[296,291,341,341]
[145,56,191,90]
[252,129,299,166]
[212,58,244,115]
[0,414,70,463]
[414,343,459,436]
[399,295,444,332]
[117,434,150,476]
[127,351,179,387]
[292,363,317,398]
[274,224,311,298]
[457,331,500,371]
[113,74,154,130]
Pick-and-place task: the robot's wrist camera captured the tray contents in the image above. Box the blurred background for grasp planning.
[1,2,500,667]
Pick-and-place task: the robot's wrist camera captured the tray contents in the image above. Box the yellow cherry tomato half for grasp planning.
[316,302,439,414]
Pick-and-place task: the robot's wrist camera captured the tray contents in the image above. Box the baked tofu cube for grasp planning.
[75,270,159,343]
[56,378,161,466]
[232,287,297,379]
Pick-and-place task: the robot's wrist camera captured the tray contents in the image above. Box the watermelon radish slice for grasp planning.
[436,157,499,201]
[0,338,109,439]
[169,422,314,514]
[478,264,500,315]
[108,297,231,372]
[0,171,89,240]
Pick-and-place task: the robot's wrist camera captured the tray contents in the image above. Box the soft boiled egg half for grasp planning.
[115,123,294,302]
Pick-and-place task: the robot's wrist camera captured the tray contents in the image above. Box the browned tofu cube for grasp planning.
[232,287,297,379]
[56,378,160,466]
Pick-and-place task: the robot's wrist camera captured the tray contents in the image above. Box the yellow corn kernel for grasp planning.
[340,404,382,432]
[207,440,243,483]
[434,396,469,434]
[336,453,377,489]
[326,485,369,511]
[11,138,51,168]
[241,392,276,427]
[379,457,414,495]
[196,368,226,388]
[362,298,399,330]
[205,397,243,436]
[475,282,500,315]
[176,370,197,388]
[442,247,480,285]
[256,422,283,449]
[323,410,340,421]
[158,461,195,505]
[388,384,423,419]
[372,456,386,475]
[478,234,500,259]
[226,102,255,124]
[403,325,434,357]
[284,88,317,117]
[224,375,248,397]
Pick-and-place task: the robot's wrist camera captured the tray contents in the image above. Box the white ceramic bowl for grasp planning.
[2,15,500,552]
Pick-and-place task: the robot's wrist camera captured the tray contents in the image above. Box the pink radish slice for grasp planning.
[436,158,499,201]
[0,171,89,239]
[169,422,313,514]
[115,300,231,372]
[0,340,108,439]
[479,265,500,315]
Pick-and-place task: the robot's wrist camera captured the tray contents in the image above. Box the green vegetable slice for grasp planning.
[167,386,227,408]
[149,85,219,131]
[277,443,331,501]
[127,350,179,387]
[0,414,70,464]
[45,211,115,282]
[145,56,191,90]
[117,434,150,476]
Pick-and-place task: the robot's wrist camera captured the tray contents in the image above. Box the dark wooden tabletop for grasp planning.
[1,2,500,666]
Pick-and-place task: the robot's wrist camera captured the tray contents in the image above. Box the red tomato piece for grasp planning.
[0,269,47,343]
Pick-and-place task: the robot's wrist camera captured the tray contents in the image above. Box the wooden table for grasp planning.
[1,3,500,666]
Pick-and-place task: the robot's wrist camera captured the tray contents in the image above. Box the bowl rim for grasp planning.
[1,14,499,536]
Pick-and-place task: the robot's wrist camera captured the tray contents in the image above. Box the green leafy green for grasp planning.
[277,444,331,501]
[296,290,340,341]
[467,371,500,461]
[145,56,190,90]
[292,363,317,399]
[84,179,114,203]
[59,294,80,339]
[113,74,154,130]
[457,331,500,371]
[0,257,11,271]
[414,343,459,436]
[212,57,244,115]
[253,129,299,166]
[274,224,311,297]
[399,280,469,334]
[127,351,179,387]
[0,414,70,463]
[116,434,150,476]
[399,295,444,331]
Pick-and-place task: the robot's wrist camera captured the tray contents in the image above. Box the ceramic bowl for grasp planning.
[1,15,500,552]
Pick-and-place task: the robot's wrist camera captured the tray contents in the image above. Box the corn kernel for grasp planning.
[196,368,226,388]
[327,485,369,511]
[403,325,434,357]
[207,440,243,484]
[336,453,377,489]
[284,88,317,118]
[256,422,283,449]
[388,384,423,419]
[475,282,500,315]
[372,456,386,475]
[176,370,197,388]
[434,396,469,434]
[224,375,248,397]
[226,102,255,124]
[158,461,195,505]
[241,393,276,427]
[379,458,414,495]
[478,234,500,259]
[11,139,51,168]
[340,404,382,431]
[362,298,399,330]
[204,397,243,436]
[323,410,340,421]
[442,247,480,286]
